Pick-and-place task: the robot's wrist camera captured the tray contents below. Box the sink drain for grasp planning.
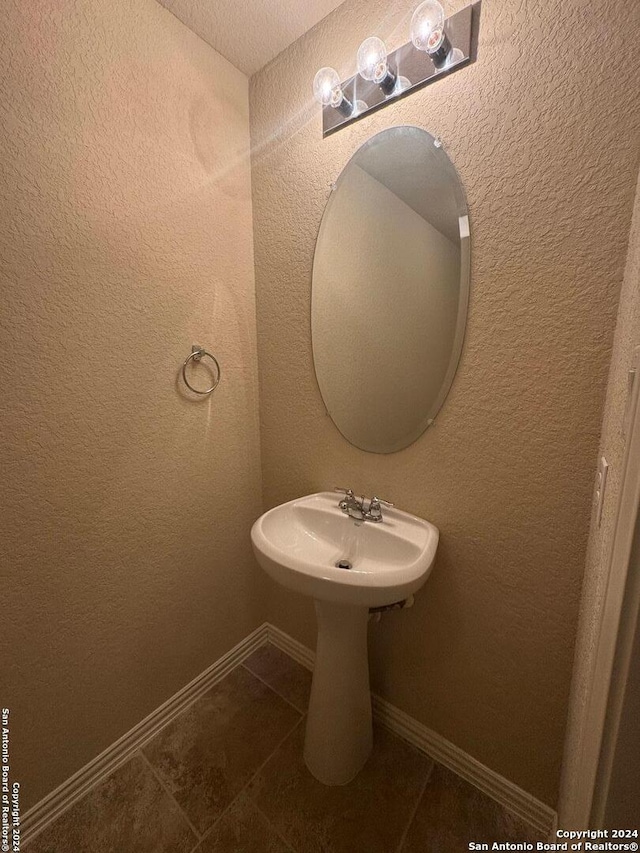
[335,559,353,570]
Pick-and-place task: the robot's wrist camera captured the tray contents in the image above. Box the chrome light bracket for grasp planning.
[321,3,477,138]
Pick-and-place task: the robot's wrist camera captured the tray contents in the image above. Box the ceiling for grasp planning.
[157,0,347,76]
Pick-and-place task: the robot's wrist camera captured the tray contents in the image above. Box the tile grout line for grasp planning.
[240,662,308,714]
[394,759,435,853]
[196,716,307,849]
[188,833,205,853]
[253,801,299,853]
[137,749,203,845]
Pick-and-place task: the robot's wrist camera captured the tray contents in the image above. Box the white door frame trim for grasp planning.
[559,354,640,827]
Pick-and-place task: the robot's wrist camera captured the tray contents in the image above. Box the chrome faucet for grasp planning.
[334,488,394,523]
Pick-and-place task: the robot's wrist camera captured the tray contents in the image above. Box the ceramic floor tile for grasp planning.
[142,666,301,834]
[247,723,432,853]
[197,793,291,853]
[400,763,541,853]
[243,643,312,711]
[24,754,197,853]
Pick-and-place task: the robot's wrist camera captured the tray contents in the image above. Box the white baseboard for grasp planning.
[371,695,556,837]
[23,621,556,845]
[22,623,270,847]
[267,623,556,838]
[267,623,315,669]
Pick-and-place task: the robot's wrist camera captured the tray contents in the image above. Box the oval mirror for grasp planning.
[312,126,470,453]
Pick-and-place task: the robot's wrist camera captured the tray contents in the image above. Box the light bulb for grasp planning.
[313,66,355,117]
[410,0,446,55]
[357,37,389,84]
[313,67,344,108]
[356,36,403,97]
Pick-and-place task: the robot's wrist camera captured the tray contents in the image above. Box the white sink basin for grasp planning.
[251,491,439,608]
[251,491,439,787]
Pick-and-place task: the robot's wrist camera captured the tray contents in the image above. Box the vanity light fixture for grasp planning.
[314,0,476,137]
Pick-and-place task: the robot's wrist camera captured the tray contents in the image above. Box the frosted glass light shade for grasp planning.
[410,0,446,54]
[357,37,389,83]
[313,67,344,108]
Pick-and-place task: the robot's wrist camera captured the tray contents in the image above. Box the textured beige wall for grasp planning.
[0,0,265,809]
[559,168,640,820]
[250,0,640,806]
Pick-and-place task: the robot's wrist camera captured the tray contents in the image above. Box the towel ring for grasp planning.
[182,345,221,395]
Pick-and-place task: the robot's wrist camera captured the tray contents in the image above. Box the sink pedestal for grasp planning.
[304,600,372,785]
[251,491,439,785]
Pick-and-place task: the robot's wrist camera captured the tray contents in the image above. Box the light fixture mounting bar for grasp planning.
[322,3,475,138]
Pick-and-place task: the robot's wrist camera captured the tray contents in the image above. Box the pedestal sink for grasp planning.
[250,491,439,785]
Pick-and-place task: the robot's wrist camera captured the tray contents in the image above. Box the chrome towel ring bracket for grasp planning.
[182,345,221,396]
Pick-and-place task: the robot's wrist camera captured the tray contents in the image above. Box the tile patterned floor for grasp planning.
[26,644,541,853]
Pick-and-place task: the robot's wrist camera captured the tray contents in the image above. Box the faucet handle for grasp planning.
[334,487,355,496]
[370,496,394,507]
